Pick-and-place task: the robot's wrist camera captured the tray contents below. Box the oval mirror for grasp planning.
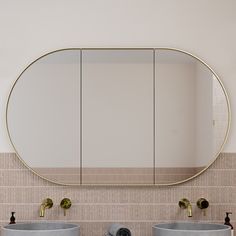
[6,48,230,185]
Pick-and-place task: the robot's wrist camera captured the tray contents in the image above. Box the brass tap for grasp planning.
[196,198,209,209]
[197,198,209,216]
[179,198,192,217]
[39,198,53,217]
[60,198,72,216]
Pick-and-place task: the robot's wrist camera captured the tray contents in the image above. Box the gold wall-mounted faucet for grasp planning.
[179,198,192,217]
[60,198,72,216]
[39,198,53,217]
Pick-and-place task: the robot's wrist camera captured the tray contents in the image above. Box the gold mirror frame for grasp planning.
[5,47,231,186]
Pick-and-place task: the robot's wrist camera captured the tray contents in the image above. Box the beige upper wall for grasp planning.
[0,0,235,152]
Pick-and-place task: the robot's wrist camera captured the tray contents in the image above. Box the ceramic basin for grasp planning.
[2,222,79,236]
[153,222,231,236]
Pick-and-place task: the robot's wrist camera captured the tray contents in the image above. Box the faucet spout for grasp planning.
[39,198,53,217]
[39,204,46,217]
[187,203,192,217]
[179,198,192,217]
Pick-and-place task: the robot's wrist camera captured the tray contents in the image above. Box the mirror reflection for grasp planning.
[7,50,81,184]
[82,50,154,184]
[6,48,230,185]
[155,50,229,184]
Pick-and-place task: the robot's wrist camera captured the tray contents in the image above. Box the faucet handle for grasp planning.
[197,198,209,216]
[60,198,72,216]
[196,198,209,209]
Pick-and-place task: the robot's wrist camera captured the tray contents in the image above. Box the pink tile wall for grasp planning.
[33,167,202,185]
[0,153,235,236]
